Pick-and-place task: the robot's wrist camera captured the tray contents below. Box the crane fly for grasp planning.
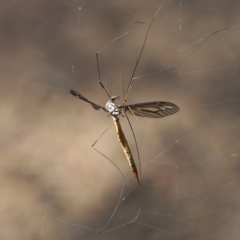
[70,1,180,186]
[67,0,236,188]
[66,0,239,233]
[70,89,179,185]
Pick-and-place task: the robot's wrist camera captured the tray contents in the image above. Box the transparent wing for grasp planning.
[122,101,179,118]
[70,90,107,112]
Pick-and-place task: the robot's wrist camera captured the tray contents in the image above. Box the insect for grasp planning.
[70,2,180,185]
[70,86,179,185]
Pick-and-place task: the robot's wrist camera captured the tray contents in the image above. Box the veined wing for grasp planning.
[122,101,179,118]
[70,90,107,112]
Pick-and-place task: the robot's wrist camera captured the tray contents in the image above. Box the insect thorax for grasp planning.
[105,100,121,119]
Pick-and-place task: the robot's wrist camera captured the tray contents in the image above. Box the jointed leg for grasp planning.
[96,53,111,98]
[95,22,144,99]
[125,0,167,101]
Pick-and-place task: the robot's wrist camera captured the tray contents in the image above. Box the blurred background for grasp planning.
[0,0,240,239]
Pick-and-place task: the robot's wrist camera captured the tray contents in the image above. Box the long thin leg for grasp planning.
[91,117,142,231]
[96,53,111,98]
[125,0,167,100]
[124,0,240,99]
[91,120,115,147]
[123,111,142,225]
[121,73,140,183]
[92,125,142,233]
[95,22,144,98]
[92,141,141,233]
[93,148,126,234]
[89,119,126,232]
[132,26,237,81]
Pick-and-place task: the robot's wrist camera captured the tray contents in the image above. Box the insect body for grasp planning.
[70,89,179,185]
[106,97,140,185]
[70,1,181,186]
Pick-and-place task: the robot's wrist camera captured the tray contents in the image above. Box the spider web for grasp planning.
[1,0,240,239]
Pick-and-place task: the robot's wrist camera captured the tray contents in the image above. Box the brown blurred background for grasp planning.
[0,0,240,239]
